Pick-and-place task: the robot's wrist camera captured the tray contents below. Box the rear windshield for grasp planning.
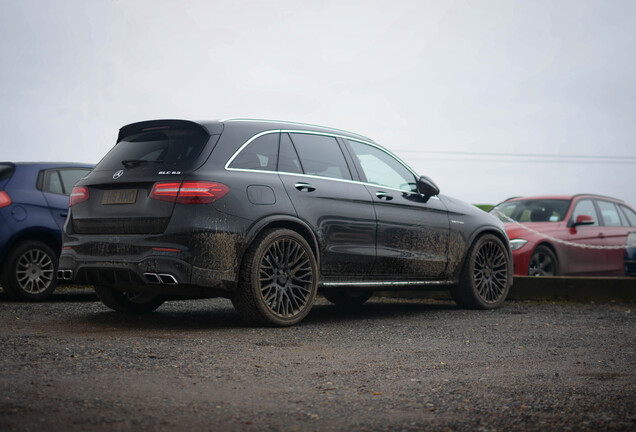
[491,199,570,222]
[0,163,15,181]
[94,129,209,171]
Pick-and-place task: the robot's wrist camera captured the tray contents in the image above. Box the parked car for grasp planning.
[0,162,93,300]
[625,231,636,276]
[490,195,636,276]
[58,119,512,326]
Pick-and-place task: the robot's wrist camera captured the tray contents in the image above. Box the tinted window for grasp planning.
[43,171,64,195]
[229,133,278,171]
[493,199,571,222]
[347,140,417,192]
[95,129,209,170]
[0,164,15,181]
[597,200,622,227]
[289,134,351,180]
[59,169,91,195]
[620,205,636,227]
[278,133,303,174]
[571,199,598,226]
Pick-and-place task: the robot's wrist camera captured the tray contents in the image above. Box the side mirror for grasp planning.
[417,176,440,197]
[569,214,595,227]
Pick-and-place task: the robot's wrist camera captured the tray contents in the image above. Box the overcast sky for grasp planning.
[1,0,635,206]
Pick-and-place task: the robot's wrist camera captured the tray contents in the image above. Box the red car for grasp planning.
[490,195,636,276]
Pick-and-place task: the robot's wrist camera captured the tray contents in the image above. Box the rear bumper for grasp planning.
[58,250,237,296]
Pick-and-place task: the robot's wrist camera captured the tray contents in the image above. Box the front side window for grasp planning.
[571,199,599,226]
[289,133,352,180]
[347,140,417,192]
[619,205,636,227]
[596,200,623,227]
[228,133,279,171]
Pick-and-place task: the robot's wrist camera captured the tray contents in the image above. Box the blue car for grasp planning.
[626,231,636,276]
[0,162,93,300]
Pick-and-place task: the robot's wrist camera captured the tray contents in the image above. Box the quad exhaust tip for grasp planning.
[57,270,74,280]
[144,273,178,285]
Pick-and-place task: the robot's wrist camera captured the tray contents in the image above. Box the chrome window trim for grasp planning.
[224,129,437,199]
[322,280,454,287]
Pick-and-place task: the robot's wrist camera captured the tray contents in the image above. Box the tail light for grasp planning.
[69,186,89,206]
[150,181,229,204]
[0,191,11,208]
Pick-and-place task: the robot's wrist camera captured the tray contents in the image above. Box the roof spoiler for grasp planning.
[117,119,210,142]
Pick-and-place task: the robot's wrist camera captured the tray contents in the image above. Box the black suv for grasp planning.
[59,119,512,325]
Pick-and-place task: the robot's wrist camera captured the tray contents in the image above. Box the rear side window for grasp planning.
[277,133,303,174]
[41,168,92,196]
[289,133,352,180]
[597,200,623,227]
[95,129,209,171]
[620,205,636,227]
[228,133,278,171]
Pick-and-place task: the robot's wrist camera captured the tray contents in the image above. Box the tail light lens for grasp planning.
[69,186,89,206]
[0,191,11,208]
[150,181,229,204]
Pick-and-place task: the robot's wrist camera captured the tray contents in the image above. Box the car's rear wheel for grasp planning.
[232,229,318,326]
[528,246,558,276]
[1,240,58,301]
[451,234,511,309]
[323,288,372,306]
[94,285,164,313]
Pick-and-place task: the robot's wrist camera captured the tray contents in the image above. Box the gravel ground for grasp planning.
[0,287,635,431]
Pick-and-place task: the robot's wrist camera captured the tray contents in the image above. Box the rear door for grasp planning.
[565,198,608,274]
[596,199,633,274]
[276,132,376,276]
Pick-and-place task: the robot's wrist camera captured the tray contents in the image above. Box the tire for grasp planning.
[94,285,164,313]
[232,229,318,326]
[1,240,58,301]
[451,234,511,309]
[528,246,558,276]
[323,288,372,306]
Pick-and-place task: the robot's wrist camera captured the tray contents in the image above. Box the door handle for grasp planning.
[375,191,393,201]
[295,182,316,192]
[597,232,605,238]
[60,212,68,218]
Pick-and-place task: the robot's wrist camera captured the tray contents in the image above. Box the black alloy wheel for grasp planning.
[232,229,318,326]
[528,246,558,276]
[451,234,511,309]
[1,240,58,301]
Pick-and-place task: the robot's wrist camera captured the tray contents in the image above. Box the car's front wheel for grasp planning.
[451,234,511,309]
[94,286,164,313]
[232,229,318,326]
[528,246,558,276]
[1,240,58,301]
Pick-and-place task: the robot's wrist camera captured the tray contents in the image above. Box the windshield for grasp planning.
[491,199,570,223]
[94,129,209,171]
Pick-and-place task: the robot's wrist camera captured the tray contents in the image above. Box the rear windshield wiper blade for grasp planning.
[121,159,163,168]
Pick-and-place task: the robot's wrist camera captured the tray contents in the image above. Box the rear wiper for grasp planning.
[121,159,163,168]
